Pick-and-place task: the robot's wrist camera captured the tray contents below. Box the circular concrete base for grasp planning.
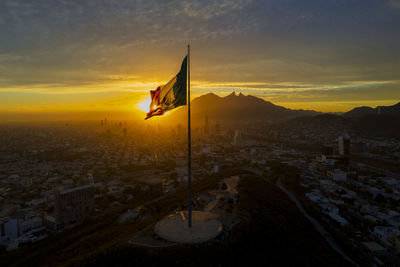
[155,211,223,244]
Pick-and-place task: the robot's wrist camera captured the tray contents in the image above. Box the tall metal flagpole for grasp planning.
[187,44,192,228]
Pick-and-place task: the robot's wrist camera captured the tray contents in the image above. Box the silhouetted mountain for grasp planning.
[165,93,400,138]
[278,113,400,139]
[343,106,376,118]
[377,102,400,116]
[343,102,400,118]
[354,113,400,137]
[170,92,320,124]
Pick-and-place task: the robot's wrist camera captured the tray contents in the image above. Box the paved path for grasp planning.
[277,178,359,267]
[205,176,240,212]
[205,194,220,212]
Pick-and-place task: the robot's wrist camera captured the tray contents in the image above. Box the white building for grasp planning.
[0,217,19,241]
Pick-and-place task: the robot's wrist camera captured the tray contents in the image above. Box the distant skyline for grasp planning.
[1,0,400,118]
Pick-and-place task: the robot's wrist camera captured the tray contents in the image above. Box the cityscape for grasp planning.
[1,95,400,265]
[1,0,400,266]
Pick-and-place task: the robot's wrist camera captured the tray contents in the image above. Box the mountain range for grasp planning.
[165,92,400,137]
[169,92,400,125]
[169,92,320,124]
[343,102,400,118]
[278,101,400,138]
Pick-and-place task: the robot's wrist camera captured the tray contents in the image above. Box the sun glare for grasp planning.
[136,97,151,113]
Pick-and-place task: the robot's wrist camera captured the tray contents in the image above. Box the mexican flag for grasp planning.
[145,56,187,120]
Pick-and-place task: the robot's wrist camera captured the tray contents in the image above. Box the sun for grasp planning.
[136,97,151,113]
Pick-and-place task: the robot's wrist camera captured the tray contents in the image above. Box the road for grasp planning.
[277,178,359,267]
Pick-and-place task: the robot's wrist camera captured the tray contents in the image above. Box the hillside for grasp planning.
[343,106,376,118]
[344,102,400,118]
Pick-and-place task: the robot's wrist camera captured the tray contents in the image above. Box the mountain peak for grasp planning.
[224,91,247,98]
[226,92,237,98]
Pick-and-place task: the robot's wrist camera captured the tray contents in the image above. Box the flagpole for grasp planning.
[187,44,192,228]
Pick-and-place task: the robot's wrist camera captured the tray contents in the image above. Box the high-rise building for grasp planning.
[204,114,209,135]
[88,172,94,185]
[233,130,240,146]
[54,185,94,228]
[338,135,350,156]
[215,122,220,135]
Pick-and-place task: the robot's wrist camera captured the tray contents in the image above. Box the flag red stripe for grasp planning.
[145,86,164,119]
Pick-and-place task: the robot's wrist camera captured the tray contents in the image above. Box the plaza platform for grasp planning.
[155,210,223,244]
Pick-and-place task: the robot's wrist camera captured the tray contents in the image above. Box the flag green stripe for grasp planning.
[172,56,187,108]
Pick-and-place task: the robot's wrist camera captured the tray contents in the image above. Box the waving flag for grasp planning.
[145,56,187,120]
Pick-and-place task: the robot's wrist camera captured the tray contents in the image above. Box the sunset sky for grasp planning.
[1,0,400,120]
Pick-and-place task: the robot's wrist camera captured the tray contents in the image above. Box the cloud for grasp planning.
[274,84,399,101]
[388,0,400,9]
[181,0,252,19]
[0,0,399,113]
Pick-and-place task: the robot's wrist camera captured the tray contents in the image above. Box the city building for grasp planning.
[50,185,94,229]
[0,217,18,242]
[338,135,350,156]
[233,130,240,146]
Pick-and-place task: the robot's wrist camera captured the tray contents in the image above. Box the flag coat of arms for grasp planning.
[145,56,187,120]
